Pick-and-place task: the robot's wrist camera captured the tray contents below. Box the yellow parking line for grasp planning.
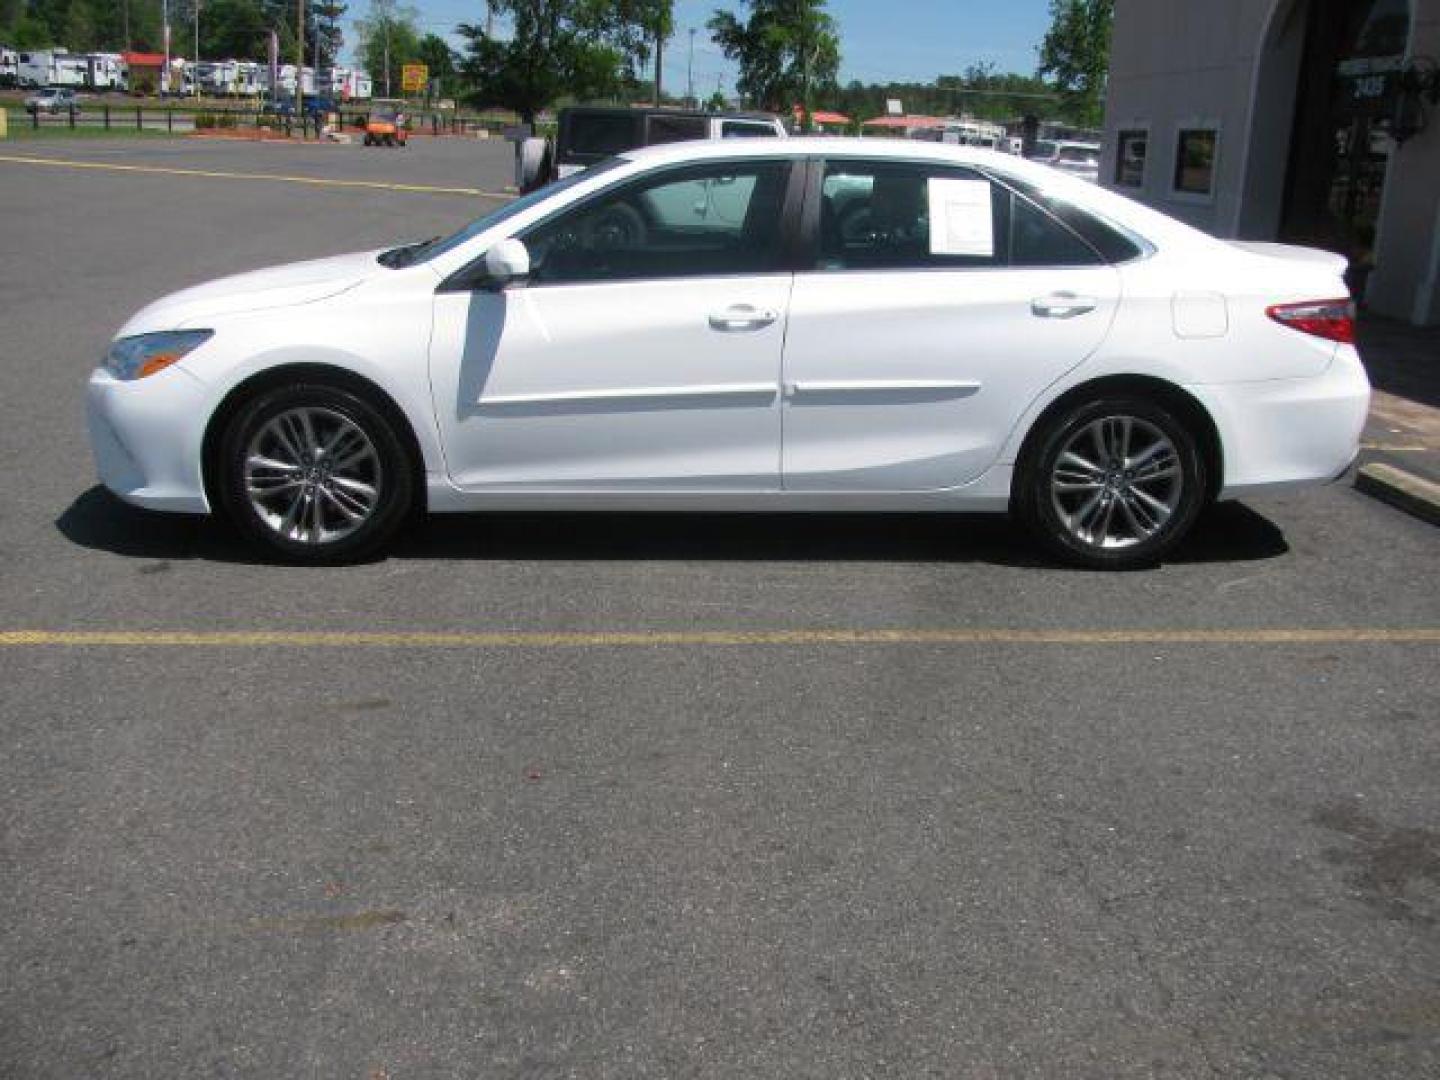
[0,628,1436,649]
[0,153,512,199]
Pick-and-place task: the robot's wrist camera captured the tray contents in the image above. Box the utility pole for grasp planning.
[653,17,663,105]
[687,28,695,108]
[161,0,170,94]
[193,0,200,98]
[122,0,130,50]
[296,0,305,119]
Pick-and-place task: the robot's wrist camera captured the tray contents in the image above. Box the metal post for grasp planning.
[69,105,75,129]
[167,108,173,133]
[104,104,110,130]
[296,0,305,133]
[136,105,142,131]
[194,0,201,99]
[687,29,695,108]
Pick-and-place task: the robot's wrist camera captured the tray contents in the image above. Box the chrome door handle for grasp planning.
[1031,292,1097,319]
[708,304,779,332]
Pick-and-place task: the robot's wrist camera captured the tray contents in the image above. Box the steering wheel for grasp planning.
[582,202,648,252]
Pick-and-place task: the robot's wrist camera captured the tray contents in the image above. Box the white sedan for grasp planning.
[88,139,1369,568]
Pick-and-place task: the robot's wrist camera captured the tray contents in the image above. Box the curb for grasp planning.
[1355,463,1440,526]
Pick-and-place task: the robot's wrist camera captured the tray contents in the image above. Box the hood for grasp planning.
[116,249,386,337]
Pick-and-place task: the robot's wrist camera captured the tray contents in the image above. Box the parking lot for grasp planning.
[1,136,1438,1078]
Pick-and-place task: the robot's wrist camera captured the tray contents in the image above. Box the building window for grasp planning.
[1173,129,1218,196]
[1115,129,1147,188]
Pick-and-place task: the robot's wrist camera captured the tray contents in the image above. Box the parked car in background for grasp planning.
[24,87,80,114]
[519,106,788,192]
[88,139,1369,568]
[1044,141,1102,183]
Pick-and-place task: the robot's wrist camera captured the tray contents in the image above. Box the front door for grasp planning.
[782,159,1120,491]
[429,158,796,491]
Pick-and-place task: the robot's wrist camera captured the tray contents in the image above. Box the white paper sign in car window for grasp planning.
[927,177,994,257]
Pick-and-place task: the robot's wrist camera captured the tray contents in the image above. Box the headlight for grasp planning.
[104,330,214,381]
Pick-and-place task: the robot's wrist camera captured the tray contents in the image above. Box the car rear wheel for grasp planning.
[218,383,415,564]
[1017,396,1207,569]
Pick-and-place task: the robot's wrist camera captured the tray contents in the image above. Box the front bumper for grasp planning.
[86,366,212,513]
[1188,345,1372,499]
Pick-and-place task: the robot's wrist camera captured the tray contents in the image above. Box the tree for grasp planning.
[1036,0,1113,128]
[456,1,660,124]
[708,0,840,117]
[194,0,269,61]
[355,0,422,97]
[311,0,348,69]
[621,0,672,102]
[416,32,457,98]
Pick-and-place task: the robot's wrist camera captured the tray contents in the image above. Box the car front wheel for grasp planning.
[217,383,416,564]
[1017,396,1207,569]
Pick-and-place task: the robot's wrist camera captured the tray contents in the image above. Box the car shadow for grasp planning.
[57,486,1289,569]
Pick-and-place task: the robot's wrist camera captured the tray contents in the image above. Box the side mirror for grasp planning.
[482,238,531,289]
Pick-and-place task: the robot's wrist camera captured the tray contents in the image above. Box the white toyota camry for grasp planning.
[88,139,1369,568]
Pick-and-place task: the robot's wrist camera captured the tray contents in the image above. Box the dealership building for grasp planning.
[1101,0,1440,324]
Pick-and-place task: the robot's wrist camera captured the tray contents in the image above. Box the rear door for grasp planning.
[781,158,1122,491]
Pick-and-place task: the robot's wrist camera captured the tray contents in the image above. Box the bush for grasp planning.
[194,111,216,130]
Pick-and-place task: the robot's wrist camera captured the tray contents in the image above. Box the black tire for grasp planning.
[363,134,374,146]
[1016,395,1207,570]
[217,382,416,565]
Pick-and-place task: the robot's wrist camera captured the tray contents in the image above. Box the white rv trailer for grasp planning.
[17,49,88,88]
[86,52,125,90]
[324,67,373,101]
[264,64,316,97]
[1,48,20,85]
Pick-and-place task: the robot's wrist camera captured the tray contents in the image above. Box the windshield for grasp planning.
[384,158,626,267]
[372,106,398,121]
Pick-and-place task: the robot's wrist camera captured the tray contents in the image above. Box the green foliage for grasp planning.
[835,64,1056,124]
[456,1,663,124]
[1036,0,1113,128]
[707,0,839,113]
[355,0,422,97]
[194,0,269,61]
[416,33,457,99]
[311,0,348,69]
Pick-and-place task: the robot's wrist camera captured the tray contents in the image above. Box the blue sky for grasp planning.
[346,1,1054,93]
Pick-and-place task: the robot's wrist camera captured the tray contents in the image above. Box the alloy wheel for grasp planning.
[243,406,383,545]
[1048,415,1183,550]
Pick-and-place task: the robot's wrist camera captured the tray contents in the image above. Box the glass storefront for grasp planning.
[1279,0,1411,294]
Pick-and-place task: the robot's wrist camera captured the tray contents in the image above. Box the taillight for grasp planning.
[1266,298,1355,344]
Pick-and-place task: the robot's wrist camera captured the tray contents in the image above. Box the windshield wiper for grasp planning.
[377,237,439,269]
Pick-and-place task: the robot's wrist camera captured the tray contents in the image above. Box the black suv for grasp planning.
[519,105,786,192]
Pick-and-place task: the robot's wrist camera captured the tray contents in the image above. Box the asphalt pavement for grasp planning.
[1,137,1437,1079]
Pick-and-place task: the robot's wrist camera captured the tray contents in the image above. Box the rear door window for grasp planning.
[721,121,777,138]
[817,161,1008,271]
[563,113,641,162]
[645,114,708,145]
[816,159,1123,270]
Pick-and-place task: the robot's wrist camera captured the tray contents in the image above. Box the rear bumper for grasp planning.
[86,367,211,513]
[1188,345,1371,499]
